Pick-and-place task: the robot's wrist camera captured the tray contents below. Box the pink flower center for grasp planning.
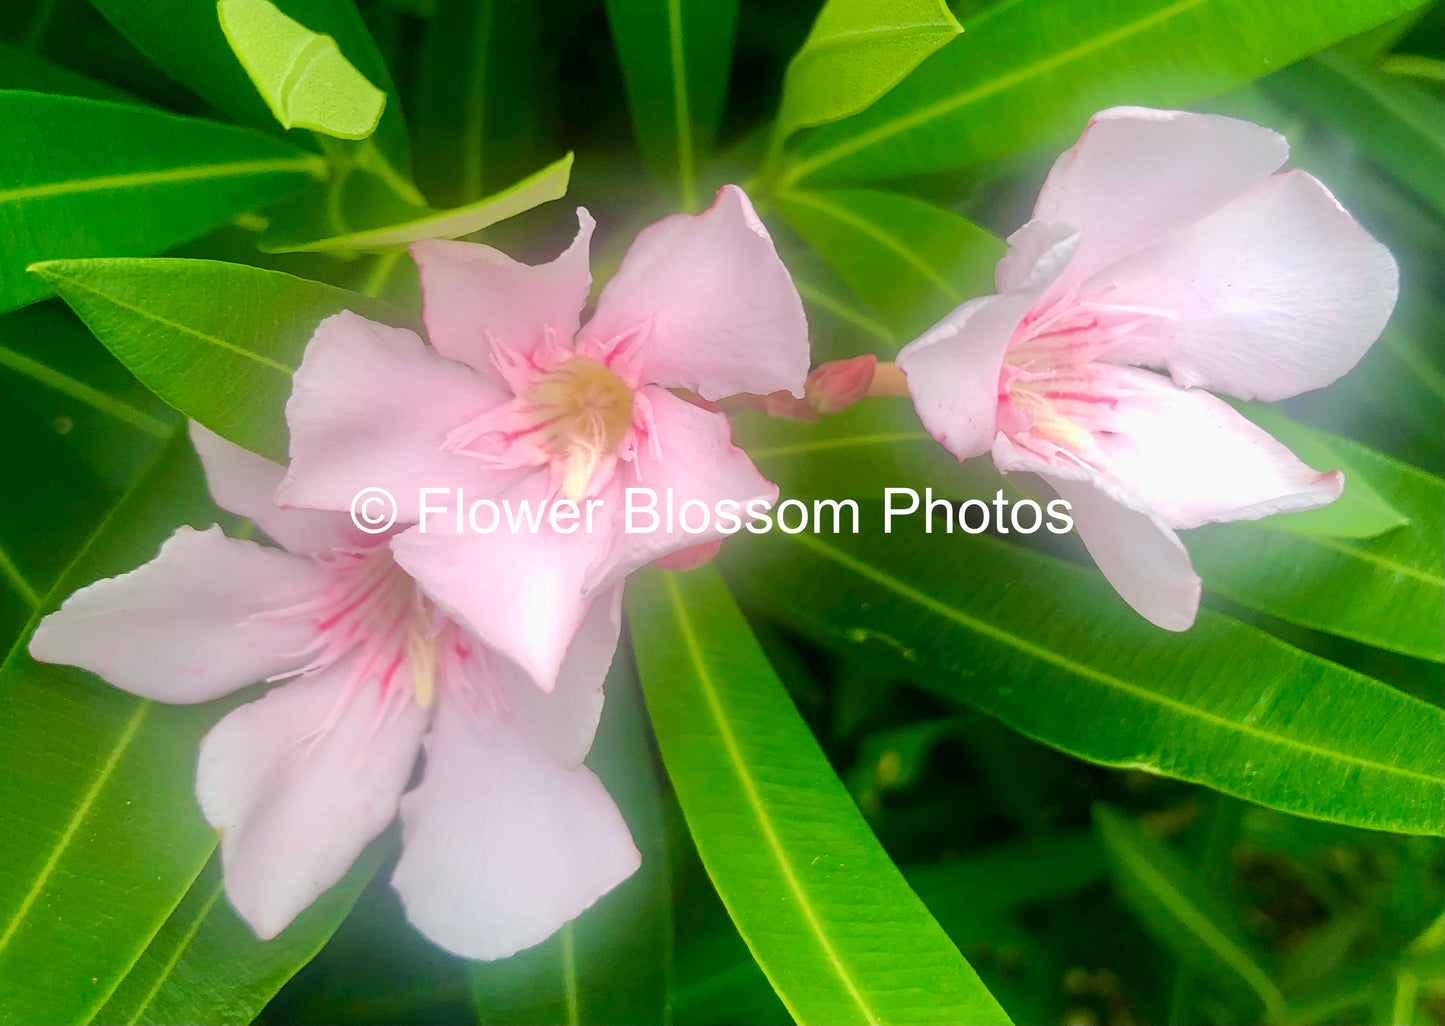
[521,357,636,498]
[999,292,1174,467]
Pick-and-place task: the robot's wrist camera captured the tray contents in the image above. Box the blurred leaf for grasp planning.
[628,565,1011,1025]
[906,831,1107,923]
[603,0,740,209]
[261,151,573,252]
[32,257,414,462]
[1193,409,1443,662]
[0,431,219,1024]
[469,654,673,1025]
[772,0,961,144]
[94,841,387,1025]
[1265,50,1444,216]
[218,0,387,140]
[848,716,967,809]
[0,91,321,313]
[780,0,1424,186]
[414,0,550,206]
[89,0,412,172]
[777,187,1001,337]
[1093,803,1286,1017]
[0,41,141,102]
[725,526,1445,835]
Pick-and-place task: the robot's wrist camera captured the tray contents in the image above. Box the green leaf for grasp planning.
[0,91,321,313]
[414,0,551,206]
[1190,426,1444,662]
[0,431,220,1024]
[469,655,673,1025]
[1264,50,1444,216]
[628,565,1011,1026]
[776,187,1001,338]
[0,41,142,103]
[90,0,412,172]
[94,841,387,1025]
[603,0,740,209]
[773,0,960,144]
[780,0,1424,186]
[724,527,1445,835]
[218,0,386,141]
[1093,803,1286,1018]
[262,151,573,253]
[31,257,416,462]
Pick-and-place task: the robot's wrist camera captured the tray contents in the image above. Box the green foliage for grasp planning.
[0,91,321,313]
[218,0,388,141]
[33,257,413,463]
[629,566,1011,1026]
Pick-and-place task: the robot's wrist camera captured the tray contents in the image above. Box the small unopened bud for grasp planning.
[805,355,878,415]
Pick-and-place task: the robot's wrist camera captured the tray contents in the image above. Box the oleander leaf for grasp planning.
[628,565,1011,1025]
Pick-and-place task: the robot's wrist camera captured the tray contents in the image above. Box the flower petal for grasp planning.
[389,474,609,692]
[1089,367,1343,530]
[584,185,809,400]
[391,693,639,961]
[503,584,623,768]
[1093,170,1399,401]
[1034,107,1287,284]
[994,436,1201,631]
[278,311,510,522]
[897,293,1034,461]
[584,389,776,592]
[189,422,360,556]
[411,210,595,376]
[198,666,427,939]
[28,526,328,703]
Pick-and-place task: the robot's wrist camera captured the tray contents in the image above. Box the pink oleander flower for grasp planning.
[29,424,639,960]
[898,107,1398,630]
[277,184,809,691]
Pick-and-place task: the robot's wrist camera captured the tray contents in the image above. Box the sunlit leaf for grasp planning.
[0,91,320,313]
[629,565,1011,1025]
[31,257,415,462]
[218,0,386,141]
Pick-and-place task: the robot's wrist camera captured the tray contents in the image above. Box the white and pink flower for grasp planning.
[278,184,810,692]
[30,424,639,960]
[898,107,1398,630]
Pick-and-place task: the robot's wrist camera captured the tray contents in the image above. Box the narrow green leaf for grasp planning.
[0,432,220,1025]
[1264,50,1444,216]
[1093,803,1286,1017]
[93,841,388,1025]
[776,188,1001,337]
[603,0,740,210]
[773,0,961,143]
[262,152,573,253]
[89,0,412,172]
[781,0,1423,186]
[31,257,415,462]
[725,527,1445,835]
[628,565,1011,1026]
[0,91,321,313]
[0,41,142,103]
[218,0,386,141]
[469,655,673,1025]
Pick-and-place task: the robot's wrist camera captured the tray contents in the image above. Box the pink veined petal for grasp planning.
[189,421,362,556]
[1086,367,1344,530]
[411,209,595,377]
[1091,170,1399,401]
[584,185,809,401]
[391,691,640,962]
[28,525,329,703]
[994,436,1202,632]
[995,220,1080,295]
[651,539,723,572]
[1033,107,1288,288]
[897,293,1036,461]
[278,311,513,522]
[197,662,428,940]
[499,583,623,768]
[583,388,776,593]
[389,474,611,693]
